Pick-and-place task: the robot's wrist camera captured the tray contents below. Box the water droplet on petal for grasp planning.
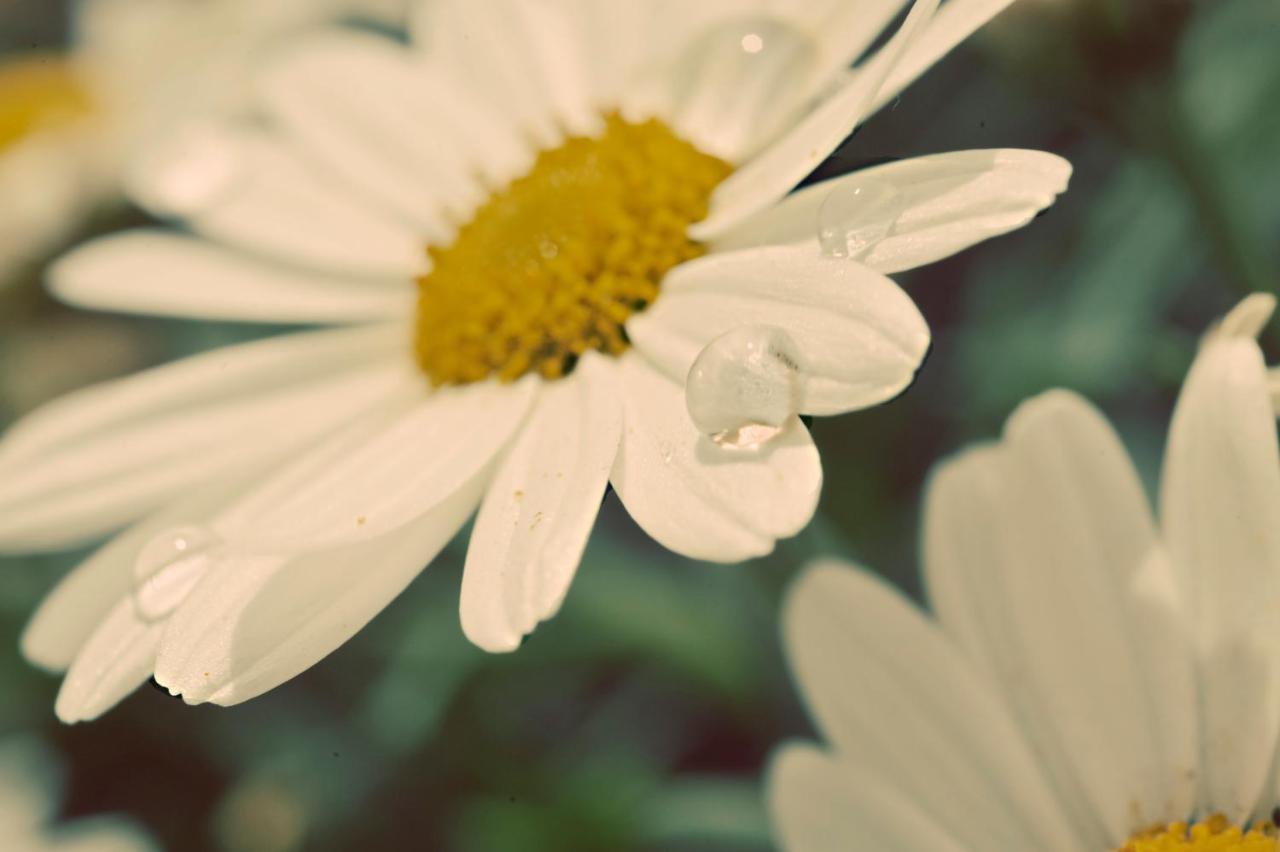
[686,325,805,450]
[132,525,220,622]
[817,178,905,259]
[127,121,245,217]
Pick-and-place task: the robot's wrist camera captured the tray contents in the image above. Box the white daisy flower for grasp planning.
[6,0,1071,723]
[0,0,407,285]
[0,737,157,851]
[769,294,1280,851]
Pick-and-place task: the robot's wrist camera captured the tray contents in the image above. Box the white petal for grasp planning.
[691,0,939,240]
[924,391,1199,844]
[21,474,253,672]
[411,0,595,143]
[258,31,487,229]
[461,355,622,652]
[0,356,414,553]
[154,477,484,706]
[609,353,821,562]
[50,230,413,323]
[128,123,427,278]
[784,561,1082,850]
[714,149,1072,272]
[871,0,1019,114]
[208,378,537,552]
[768,745,969,852]
[628,245,929,416]
[1160,300,1280,819]
[55,598,162,724]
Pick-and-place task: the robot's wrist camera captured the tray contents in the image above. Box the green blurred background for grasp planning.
[1,0,1278,849]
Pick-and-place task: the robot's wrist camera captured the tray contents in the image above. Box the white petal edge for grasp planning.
[628,244,930,416]
[609,353,821,563]
[50,230,413,323]
[461,354,623,652]
[784,560,1084,850]
[713,149,1072,273]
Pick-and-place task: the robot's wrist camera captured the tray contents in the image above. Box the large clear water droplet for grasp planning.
[127,121,244,217]
[686,325,805,450]
[817,178,906,259]
[132,525,220,622]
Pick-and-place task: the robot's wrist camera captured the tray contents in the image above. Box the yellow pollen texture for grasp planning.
[0,55,94,152]
[1119,815,1279,851]
[414,114,732,386]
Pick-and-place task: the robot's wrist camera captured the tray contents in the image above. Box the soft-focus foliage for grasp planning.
[1,0,1277,849]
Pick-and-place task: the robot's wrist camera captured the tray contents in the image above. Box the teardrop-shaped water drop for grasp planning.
[817,178,906,259]
[127,121,245,217]
[132,524,220,622]
[686,325,805,450]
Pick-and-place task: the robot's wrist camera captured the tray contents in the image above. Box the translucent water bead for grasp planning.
[817,178,905,259]
[686,325,805,450]
[132,524,220,622]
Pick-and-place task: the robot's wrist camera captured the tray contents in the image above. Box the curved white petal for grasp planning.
[54,598,162,724]
[714,149,1072,272]
[691,0,939,240]
[1160,296,1280,819]
[628,245,929,416]
[784,561,1083,850]
[0,358,414,552]
[924,391,1199,845]
[609,353,821,563]
[258,31,487,229]
[411,0,595,143]
[209,377,537,552]
[871,0,1019,114]
[154,476,484,706]
[50,230,413,323]
[768,745,969,852]
[461,355,622,652]
[21,474,253,673]
[128,123,427,278]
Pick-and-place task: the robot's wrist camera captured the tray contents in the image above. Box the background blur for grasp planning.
[1,0,1278,850]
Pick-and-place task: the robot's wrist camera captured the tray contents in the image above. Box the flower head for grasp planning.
[6,0,1071,721]
[770,294,1280,850]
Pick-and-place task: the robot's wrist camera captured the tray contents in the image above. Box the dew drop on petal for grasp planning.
[817,178,905,259]
[686,325,805,450]
[132,524,220,622]
[127,121,244,217]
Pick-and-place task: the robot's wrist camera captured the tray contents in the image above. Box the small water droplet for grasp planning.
[132,525,220,622]
[686,326,805,450]
[817,178,905,259]
[127,121,244,217]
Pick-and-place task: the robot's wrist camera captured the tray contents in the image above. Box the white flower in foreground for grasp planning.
[770,294,1280,851]
[6,0,1071,722]
[0,0,407,285]
[0,737,157,851]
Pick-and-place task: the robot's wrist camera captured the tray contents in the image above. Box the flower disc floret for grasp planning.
[1119,815,1280,851]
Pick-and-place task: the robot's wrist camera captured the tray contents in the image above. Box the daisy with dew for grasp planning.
[770,294,1280,851]
[0,0,406,285]
[0,736,157,851]
[5,0,1070,723]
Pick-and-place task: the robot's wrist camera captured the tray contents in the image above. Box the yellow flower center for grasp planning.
[1119,815,1279,851]
[413,114,732,386]
[0,54,95,152]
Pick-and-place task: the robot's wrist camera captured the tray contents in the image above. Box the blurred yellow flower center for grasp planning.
[0,55,94,152]
[413,114,731,386]
[1118,815,1279,851]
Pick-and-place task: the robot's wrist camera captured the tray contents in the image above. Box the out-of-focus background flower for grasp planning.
[1,0,1277,849]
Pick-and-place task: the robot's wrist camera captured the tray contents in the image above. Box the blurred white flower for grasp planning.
[0,737,158,851]
[769,294,1280,850]
[4,0,1070,722]
[0,0,408,285]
